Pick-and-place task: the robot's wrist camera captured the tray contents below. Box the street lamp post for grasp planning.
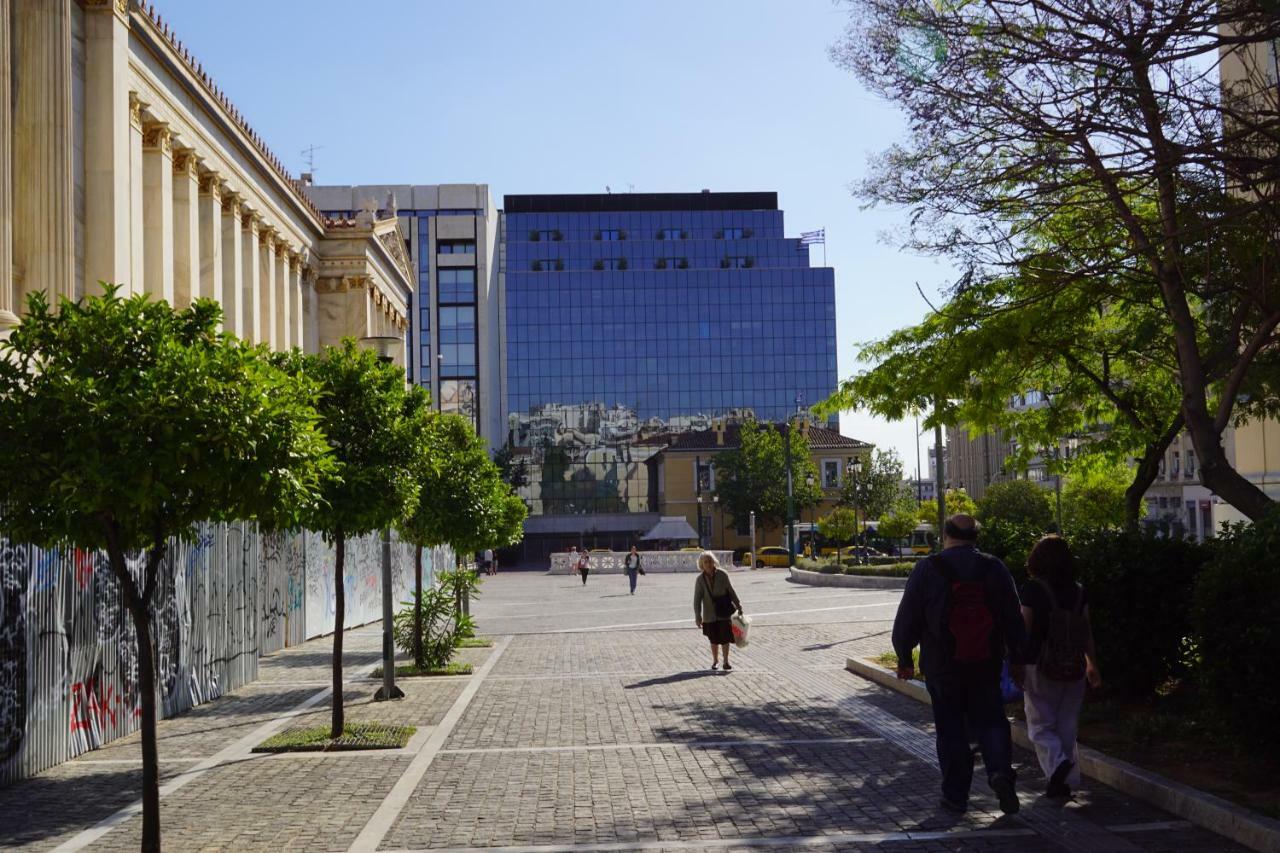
[785,421,795,565]
[696,495,704,548]
[360,335,406,703]
[805,474,816,556]
[846,457,864,565]
[713,494,720,550]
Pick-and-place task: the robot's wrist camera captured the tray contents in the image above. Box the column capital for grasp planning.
[259,223,278,245]
[84,0,129,21]
[128,92,144,131]
[223,192,242,218]
[142,122,172,155]
[242,209,261,232]
[198,170,223,200]
[173,147,199,178]
[274,237,290,256]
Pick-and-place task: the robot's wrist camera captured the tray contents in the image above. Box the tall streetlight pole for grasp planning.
[785,420,795,565]
[846,457,863,564]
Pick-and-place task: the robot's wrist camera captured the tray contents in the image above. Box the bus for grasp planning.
[784,521,935,557]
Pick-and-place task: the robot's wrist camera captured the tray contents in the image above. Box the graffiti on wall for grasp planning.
[0,523,429,786]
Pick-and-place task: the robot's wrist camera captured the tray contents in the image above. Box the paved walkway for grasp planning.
[0,569,1248,851]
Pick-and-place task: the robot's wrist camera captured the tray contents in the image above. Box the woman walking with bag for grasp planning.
[577,548,591,586]
[693,552,742,671]
[624,545,643,595]
[1017,535,1101,799]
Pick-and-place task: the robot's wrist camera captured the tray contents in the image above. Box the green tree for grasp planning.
[1061,457,1139,534]
[713,420,822,531]
[0,288,332,852]
[977,480,1053,531]
[945,489,978,519]
[839,449,905,522]
[399,415,526,667]
[830,0,1280,519]
[289,340,425,739]
[818,506,859,565]
[877,508,917,546]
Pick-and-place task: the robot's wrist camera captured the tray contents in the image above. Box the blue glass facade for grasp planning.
[502,193,837,519]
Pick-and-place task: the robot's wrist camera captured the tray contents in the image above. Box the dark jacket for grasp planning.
[693,568,741,623]
[892,544,1026,681]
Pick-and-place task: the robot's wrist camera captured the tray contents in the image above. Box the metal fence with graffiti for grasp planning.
[0,523,453,786]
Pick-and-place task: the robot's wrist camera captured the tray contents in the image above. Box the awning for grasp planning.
[522,512,660,536]
[640,516,700,541]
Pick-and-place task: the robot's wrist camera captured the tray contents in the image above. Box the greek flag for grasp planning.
[800,229,825,245]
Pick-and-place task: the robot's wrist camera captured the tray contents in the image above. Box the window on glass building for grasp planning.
[654,257,689,270]
[593,258,628,271]
[656,228,687,240]
[719,256,755,269]
[719,227,745,239]
[438,240,476,254]
[438,268,476,303]
[440,379,477,427]
[531,259,565,272]
[596,229,625,241]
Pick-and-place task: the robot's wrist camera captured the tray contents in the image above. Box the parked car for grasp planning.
[755,546,792,568]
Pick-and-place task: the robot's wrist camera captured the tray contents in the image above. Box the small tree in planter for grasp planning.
[287,340,426,739]
[818,506,859,566]
[0,287,333,852]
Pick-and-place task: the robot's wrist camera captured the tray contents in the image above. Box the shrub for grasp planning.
[392,569,478,669]
[977,479,1053,531]
[844,563,915,577]
[1070,528,1206,700]
[1193,509,1280,760]
[979,519,1042,577]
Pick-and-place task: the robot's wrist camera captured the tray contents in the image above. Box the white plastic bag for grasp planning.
[730,612,751,648]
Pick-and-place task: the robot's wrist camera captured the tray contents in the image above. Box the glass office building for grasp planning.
[501,192,837,546]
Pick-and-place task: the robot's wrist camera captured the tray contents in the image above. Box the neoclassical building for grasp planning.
[0,0,413,357]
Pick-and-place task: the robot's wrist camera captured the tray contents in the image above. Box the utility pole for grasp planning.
[785,421,796,565]
[934,399,946,547]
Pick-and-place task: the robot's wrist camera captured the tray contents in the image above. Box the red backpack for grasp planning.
[935,554,996,664]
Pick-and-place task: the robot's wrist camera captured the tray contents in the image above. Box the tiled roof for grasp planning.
[659,423,871,452]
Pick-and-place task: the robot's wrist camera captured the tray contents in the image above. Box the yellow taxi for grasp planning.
[755,546,792,568]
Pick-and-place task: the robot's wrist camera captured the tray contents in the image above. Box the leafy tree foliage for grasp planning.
[977,480,1053,531]
[839,449,905,522]
[945,489,977,519]
[713,420,822,531]
[0,288,332,852]
[1061,457,1139,533]
[876,508,917,543]
[818,506,859,564]
[286,340,428,739]
[830,0,1280,519]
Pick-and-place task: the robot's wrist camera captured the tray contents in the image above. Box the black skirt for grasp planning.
[702,619,734,645]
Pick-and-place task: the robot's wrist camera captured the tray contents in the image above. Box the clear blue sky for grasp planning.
[160,0,951,476]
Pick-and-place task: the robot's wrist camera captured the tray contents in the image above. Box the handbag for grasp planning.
[730,612,751,648]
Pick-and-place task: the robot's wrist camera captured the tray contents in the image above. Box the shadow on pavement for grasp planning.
[624,671,722,689]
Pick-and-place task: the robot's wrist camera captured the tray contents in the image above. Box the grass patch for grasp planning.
[872,649,920,672]
[369,661,473,679]
[252,722,415,753]
[457,637,493,648]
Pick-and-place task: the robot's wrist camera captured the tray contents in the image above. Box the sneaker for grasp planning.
[722,663,733,672]
[991,775,1020,815]
[710,663,719,670]
[938,797,967,814]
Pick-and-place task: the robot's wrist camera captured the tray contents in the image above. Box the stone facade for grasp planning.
[0,0,412,359]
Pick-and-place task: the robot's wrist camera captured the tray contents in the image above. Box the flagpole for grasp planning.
[823,227,827,267]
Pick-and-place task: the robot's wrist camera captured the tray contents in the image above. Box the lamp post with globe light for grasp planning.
[846,457,864,564]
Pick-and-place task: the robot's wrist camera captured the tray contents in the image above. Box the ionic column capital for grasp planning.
[242,209,261,232]
[142,123,172,155]
[199,170,223,200]
[223,192,242,218]
[274,237,290,256]
[128,92,144,131]
[84,0,129,19]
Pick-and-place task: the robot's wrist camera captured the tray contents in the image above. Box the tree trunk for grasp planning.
[331,531,345,739]
[1125,415,1184,532]
[413,544,423,670]
[1185,405,1273,522]
[104,539,161,853]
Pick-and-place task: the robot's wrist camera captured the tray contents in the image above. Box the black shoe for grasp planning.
[1047,760,1073,799]
[710,663,718,670]
[722,663,732,672]
[991,775,1020,815]
[938,797,967,814]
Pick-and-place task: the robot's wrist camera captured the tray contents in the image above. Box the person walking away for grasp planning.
[483,547,495,576]
[693,551,742,670]
[1017,535,1101,799]
[577,548,590,585]
[892,514,1027,815]
[624,545,643,595]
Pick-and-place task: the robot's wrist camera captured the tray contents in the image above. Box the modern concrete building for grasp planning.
[306,184,501,443]
[0,1,413,358]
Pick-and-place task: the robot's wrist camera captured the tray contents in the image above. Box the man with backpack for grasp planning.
[892,514,1027,815]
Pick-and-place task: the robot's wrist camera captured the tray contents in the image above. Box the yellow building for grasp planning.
[647,419,872,555]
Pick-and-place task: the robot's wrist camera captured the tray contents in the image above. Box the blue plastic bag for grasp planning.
[1000,659,1023,704]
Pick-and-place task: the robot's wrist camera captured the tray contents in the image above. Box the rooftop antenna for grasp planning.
[605,185,611,194]
[300,144,324,184]
[627,183,635,193]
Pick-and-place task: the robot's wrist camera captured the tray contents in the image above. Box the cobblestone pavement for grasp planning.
[0,570,1253,851]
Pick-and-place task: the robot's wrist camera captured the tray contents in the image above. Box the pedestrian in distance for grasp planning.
[577,548,590,585]
[892,513,1027,816]
[1015,534,1101,800]
[624,544,643,595]
[483,547,496,576]
[694,551,742,671]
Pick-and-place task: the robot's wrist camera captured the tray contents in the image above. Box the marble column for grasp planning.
[241,211,260,343]
[128,94,145,295]
[83,0,131,293]
[0,0,15,334]
[171,148,200,308]
[303,268,319,354]
[273,238,288,349]
[220,192,243,336]
[290,253,305,350]
[12,0,75,307]
[141,123,174,304]
[258,226,276,349]
[197,171,223,306]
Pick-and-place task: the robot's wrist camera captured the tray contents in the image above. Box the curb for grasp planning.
[788,566,908,589]
[845,656,1280,853]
